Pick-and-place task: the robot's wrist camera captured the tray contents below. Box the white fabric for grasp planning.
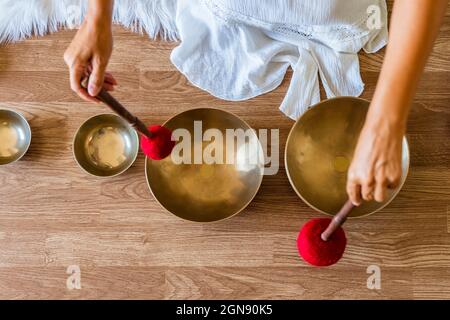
[171,0,388,119]
[0,0,179,43]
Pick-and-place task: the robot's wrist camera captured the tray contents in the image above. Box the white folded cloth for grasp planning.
[171,0,388,119]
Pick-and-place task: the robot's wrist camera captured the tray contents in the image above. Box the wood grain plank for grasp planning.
[42,227,274,268]
[0,267,165,299]
[164,266,413,300]
[0,232,46,267]
[0,266,412,299]
[413,267,450,299]
[0,71,139,102]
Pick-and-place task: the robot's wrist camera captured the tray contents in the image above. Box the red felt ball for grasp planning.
[140,125,175,160]
[297,218,347,267]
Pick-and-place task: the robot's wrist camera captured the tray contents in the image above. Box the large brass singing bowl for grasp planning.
[73,114,139,177]
[145,108,264,222]
[0,109,31,165]
[285,97,409,218]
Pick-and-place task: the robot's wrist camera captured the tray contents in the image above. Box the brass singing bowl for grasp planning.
[145,108,264,222]
[285,97,409,218]
[0,109,31,165]
[73,114,139,177]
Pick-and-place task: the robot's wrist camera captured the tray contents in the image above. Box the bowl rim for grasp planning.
[144,107,265,223]
[72,113,139,178]
[284,96,410,219]
[0,108,32,165]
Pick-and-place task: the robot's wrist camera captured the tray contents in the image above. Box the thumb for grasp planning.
[88,59,107,96]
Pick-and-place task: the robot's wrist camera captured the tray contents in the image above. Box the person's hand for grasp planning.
[63,15,116,103]
[346,116,404,206]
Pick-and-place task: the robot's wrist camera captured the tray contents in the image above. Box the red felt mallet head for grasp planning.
[297,200,354,267]
[297,218,347,267]
[140,125,176,160]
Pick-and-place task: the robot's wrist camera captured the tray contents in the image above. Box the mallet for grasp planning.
[81,78,175,160]
[297,199,354,267]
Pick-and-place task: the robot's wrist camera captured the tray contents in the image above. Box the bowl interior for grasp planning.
[145,108,264,222]
[0,109,31,165]
[285,97,409,217]
[73,114,139,177]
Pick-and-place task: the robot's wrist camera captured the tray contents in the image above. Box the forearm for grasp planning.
[368,0,448,131]
[86,0,114,22]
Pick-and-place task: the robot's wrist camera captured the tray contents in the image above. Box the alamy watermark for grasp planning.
[66,4,82,30]
[169,121,279,175]
[366,265,381,290]
[66,265,82,290]
[366,5,383,30]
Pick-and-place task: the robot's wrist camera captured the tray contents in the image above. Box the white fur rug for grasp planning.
[0,0,178,43]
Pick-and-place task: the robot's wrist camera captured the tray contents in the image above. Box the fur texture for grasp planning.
[0,0,178,43]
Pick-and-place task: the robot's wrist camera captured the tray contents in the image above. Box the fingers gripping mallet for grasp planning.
[81,78,175,160]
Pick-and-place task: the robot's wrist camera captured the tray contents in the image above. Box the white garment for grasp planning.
[171,0,388,119]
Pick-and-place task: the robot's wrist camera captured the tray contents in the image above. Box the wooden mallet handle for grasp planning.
[81,78,153,139]
[321,199,355,241]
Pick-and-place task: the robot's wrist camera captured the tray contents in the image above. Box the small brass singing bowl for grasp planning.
[145,108,264,222]
[285,97,410,218]
[0,109,31,165]
[73,114,139,177]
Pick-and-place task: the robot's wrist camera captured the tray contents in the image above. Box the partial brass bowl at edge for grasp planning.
[0,109,31,165]
[73,114,139,177]
[285,96,410,218]
[145,108,264,223]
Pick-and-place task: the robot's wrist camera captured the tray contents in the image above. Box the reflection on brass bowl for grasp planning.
[0,109,31,165]
[73,114,139,177]
[145,108,264,222]
[285,97,409,218]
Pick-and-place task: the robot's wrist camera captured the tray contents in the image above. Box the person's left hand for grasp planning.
[346,117,405,206]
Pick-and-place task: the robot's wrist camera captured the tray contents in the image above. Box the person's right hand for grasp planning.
[63,15,116,103]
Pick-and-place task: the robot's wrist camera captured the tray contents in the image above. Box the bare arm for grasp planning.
[347,0,448,205]
[64,0,116,103]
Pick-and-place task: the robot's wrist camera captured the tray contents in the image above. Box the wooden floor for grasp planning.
[0,3,449,300]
